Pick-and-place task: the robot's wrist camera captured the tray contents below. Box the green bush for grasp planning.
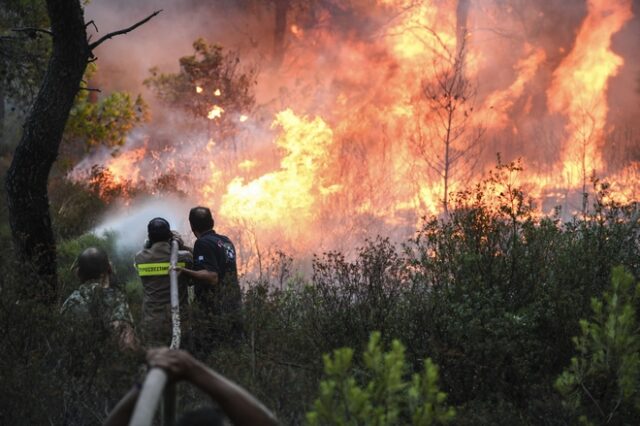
[556,266,640,424]
[307,331,455,426]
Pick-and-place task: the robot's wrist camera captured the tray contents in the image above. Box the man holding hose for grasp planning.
[135,217,193,347]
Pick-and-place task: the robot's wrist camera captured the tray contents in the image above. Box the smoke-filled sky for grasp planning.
[86,0,640,109]
[87,0,267,97]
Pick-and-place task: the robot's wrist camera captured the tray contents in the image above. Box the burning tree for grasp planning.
[144,38,256,144]
[414,41,484,215]
[237,0,319,66]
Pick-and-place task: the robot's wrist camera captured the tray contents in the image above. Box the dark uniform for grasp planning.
[135,241,193,347]
[193,230,242,347]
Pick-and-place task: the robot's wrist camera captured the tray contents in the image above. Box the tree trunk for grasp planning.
[4,0,89,301]
[272,0,290,67]
[0,85,5,142]
[443,104,453,216]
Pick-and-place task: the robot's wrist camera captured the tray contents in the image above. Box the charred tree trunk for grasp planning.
[272,0,290,67]
[5,0,89,301]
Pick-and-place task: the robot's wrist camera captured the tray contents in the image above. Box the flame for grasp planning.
[195,86,203,94]
[238,159,257,171]
[480,46,546,130]
[219,109,337,240]
[207,105,224,119]
[547,0,633,182]
[290,24,302,38]
[84,146,148,201]
[103,147,147,186]
[384,0,454,60]
[73,0,639,273]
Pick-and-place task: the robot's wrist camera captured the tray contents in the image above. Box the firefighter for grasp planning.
[61,246,137,351]
[174,206,242,350]
[135,217,193,348]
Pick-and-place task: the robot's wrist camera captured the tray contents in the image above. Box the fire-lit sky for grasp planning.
[74,0,640,273]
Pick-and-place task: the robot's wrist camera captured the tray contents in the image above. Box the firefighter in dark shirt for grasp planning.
[175,206,242,349]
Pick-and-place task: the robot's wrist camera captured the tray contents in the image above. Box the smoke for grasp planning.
[93,196,197,252]
[85,0,265,98]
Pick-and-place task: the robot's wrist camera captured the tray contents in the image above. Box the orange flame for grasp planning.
[219,109,338,240]
[547,0,633,183]
[480,46,546,130]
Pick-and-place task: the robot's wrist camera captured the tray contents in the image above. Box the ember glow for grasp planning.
[77,0,639,272]
[207,105,224,120]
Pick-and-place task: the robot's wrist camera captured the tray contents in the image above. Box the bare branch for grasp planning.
[0,35,22,41]
[85,20,99,33]
[89,10,162,51]
[11,27,53,37]
[78,87,102,93]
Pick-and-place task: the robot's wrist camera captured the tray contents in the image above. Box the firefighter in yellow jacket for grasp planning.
[135,217,193,347]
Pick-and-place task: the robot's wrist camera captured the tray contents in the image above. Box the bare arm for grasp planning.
[148,348,278,426]
[190,360,277,426]
[174,266,218,286]
[103,385,140,426]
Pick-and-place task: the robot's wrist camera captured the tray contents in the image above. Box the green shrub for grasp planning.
[307,331,455,425]
[556,266,640,424]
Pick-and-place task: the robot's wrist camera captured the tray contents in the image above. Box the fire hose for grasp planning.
[130,239,180,426]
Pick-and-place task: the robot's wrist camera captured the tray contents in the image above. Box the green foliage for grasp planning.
[0,0,50,110]
[307,332,455,426]
[556,266,640,424]
[144,38,256,140]
[404,162,640,412]
[66,77,149,147]
[58,64,150,169]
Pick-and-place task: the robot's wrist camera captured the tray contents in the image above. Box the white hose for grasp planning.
[169,239,181,349]
[129,239,181,425]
